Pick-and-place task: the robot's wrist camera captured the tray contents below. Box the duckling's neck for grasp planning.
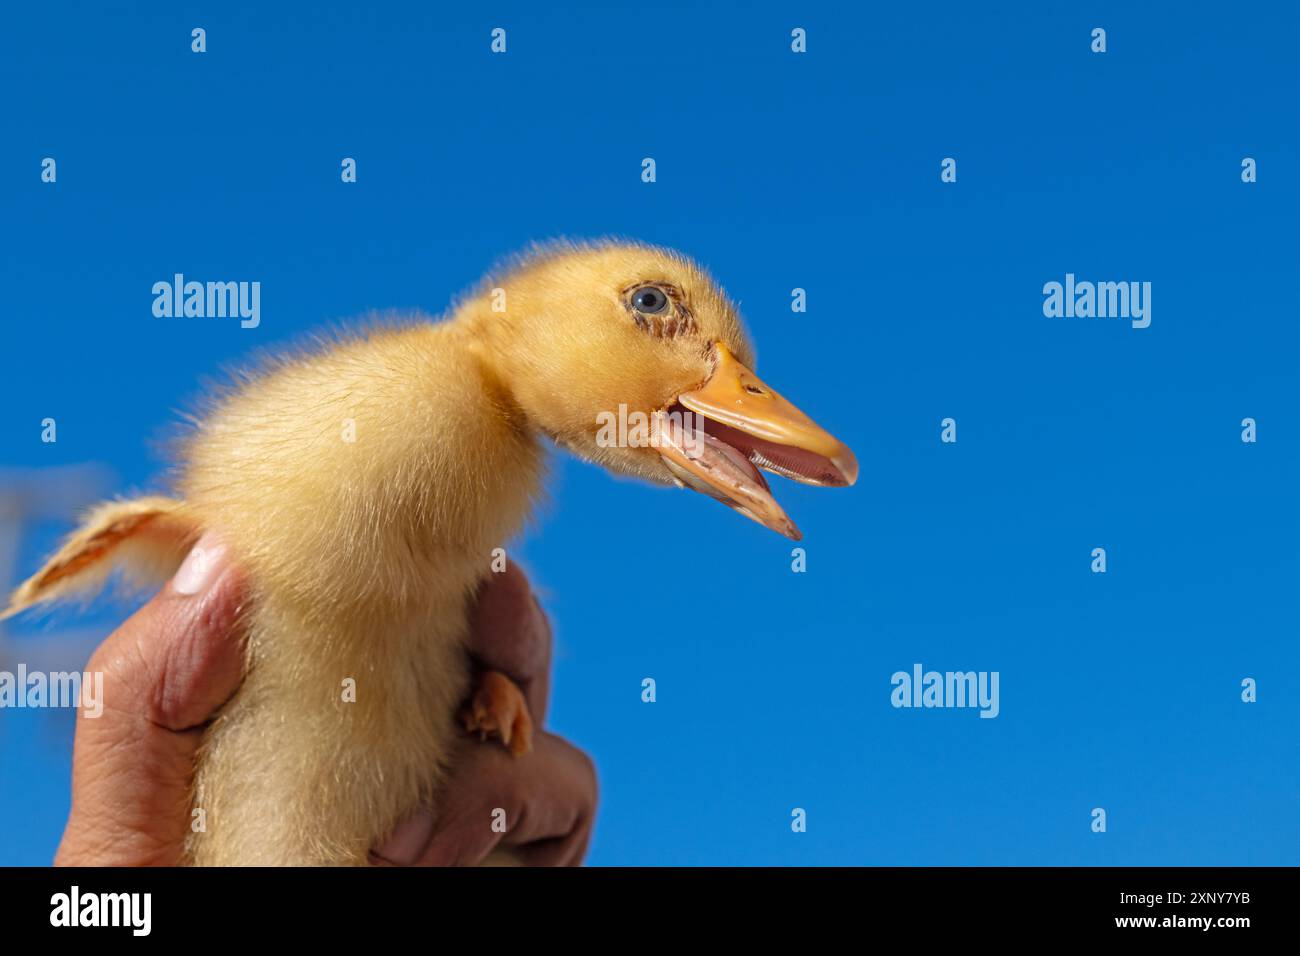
[410,320,547,557]
[288,320,547,605]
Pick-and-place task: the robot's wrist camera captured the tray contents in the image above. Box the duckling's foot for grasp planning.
[459,670,533,757]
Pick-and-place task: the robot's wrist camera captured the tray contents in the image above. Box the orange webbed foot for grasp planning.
[459,670,533,757]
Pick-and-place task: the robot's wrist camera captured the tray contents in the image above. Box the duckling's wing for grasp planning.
[2,496,198,619]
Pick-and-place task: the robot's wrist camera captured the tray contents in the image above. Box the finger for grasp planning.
[493,733,595,863]
[427,733,595,867]
[465,562,552,721]
[375,732,596,867]
[55,531,247,866]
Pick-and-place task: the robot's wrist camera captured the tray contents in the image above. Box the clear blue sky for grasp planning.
[1,1,1297,865]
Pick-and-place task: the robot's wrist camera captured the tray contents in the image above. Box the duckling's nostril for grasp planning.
[744,384,766,396]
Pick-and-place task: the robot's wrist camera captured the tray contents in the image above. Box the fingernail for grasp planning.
[173,532,228,596]
[375,809,434,865]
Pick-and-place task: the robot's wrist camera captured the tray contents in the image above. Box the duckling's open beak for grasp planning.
[655,342,858,541]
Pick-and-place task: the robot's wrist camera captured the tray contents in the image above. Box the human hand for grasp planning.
[54,532,247,865]
[372,563,597,866]
[54,533,596,866]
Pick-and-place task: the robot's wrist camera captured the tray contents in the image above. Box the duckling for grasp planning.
[4,241,857,866]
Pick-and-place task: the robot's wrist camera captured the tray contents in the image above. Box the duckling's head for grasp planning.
[468,241,857,540]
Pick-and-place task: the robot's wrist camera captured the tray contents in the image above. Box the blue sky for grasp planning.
[1,1,1297,865]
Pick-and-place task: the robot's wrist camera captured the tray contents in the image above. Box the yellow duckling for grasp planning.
[4,241,857,865]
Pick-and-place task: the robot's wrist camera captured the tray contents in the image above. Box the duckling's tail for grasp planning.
[1,497,199,620]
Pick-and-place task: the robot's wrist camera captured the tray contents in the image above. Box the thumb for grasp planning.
[55,531,247,866]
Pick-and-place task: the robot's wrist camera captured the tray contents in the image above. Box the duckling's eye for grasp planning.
[630,286,670,314]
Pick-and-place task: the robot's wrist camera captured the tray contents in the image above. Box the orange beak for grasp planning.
[655,343,858,540]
